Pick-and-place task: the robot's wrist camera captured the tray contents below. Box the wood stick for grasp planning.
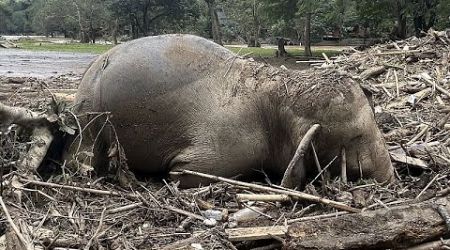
[311,143,325,184]
[415,174,440,200]
[21,178,205,220]
[84,208,106,250]
[17,127,53,172]
[172,170,360,213]
[394,69,399,97]
[322,53,332,64]
[20,178,138,199]
[165,205,205,221]
[0,196,31,250]
[406,125,430,145]
[236,194,291,202]
[296,60,326,64]
[107,202,143,214]
[281,124,321,188]
[360,66,386,80]
[421,76,450,98]
[225,226,287,241]
[161,231,208,250]
[287,211,348,224]
[375,50,421,55]
[340,148,347,184]
[390,152,429,169]
[407,239,450,250]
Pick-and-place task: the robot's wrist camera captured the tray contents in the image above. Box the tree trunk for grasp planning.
[395,0,407,39]
[414,15,426,37]
[276,38,287,57]
[205,0,223,45]
[131,16,140,39]
[72,0,88,43]
[426,0,439,30]
[252,0,260,47]
[142,0,151,36]
[89,21,95,44]
[80,31,89,43]
[303,12,312,57]
[112,19,118,45]
[413,0,439,37]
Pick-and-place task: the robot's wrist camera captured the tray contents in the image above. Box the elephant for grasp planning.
[68,34,394,188]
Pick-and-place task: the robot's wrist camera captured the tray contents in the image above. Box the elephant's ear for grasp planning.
[359,83,375,114]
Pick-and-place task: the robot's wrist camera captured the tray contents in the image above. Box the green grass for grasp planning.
[15,40,341,57]
[225,46,342,58]
[17,40,114,54]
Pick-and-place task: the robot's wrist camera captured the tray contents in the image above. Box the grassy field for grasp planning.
[225,46,342,58]
[17,40,114,54]
[15,40,342,57]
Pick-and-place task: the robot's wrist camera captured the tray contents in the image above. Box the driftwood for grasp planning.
[284,197,450,249]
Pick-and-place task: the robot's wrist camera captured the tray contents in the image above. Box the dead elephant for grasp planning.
[1,34,395,188]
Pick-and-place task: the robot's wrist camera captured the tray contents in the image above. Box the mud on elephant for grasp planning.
[0,34,395,189]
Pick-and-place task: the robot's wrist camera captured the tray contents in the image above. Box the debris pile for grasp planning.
[332,29,450,173]
[0,30,449,249]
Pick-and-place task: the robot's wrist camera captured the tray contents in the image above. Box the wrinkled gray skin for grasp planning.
[71,34,394,188]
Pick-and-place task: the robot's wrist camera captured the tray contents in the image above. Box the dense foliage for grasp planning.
[0,0,449,47]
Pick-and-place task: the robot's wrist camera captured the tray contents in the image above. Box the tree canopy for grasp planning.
[0,0,449,51]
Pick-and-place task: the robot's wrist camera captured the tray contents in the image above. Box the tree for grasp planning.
[205,0,222,45]
[393,0,407,39]
[109,0,202,39]
[222,0,264,47]
[261,0,298,56]
[0,2,13,33]
[297,0,328,56]
[411,0,439,36]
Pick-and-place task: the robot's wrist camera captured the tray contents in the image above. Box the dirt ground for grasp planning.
[0,30,450,249]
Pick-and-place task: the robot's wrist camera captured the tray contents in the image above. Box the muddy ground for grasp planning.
[0,49,96,78]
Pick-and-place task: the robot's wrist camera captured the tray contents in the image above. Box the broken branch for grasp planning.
[0,102,49,128]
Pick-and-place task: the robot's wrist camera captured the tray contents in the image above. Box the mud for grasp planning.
[0,49,97,78]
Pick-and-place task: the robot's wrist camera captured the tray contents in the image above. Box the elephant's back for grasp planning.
[74,34,237,172]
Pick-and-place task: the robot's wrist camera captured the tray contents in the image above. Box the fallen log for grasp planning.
[0,102,50,128]
[284,197,450,249]
[0,102,55,172]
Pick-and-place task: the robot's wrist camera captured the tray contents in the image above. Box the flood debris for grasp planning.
[0,29,450,249]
